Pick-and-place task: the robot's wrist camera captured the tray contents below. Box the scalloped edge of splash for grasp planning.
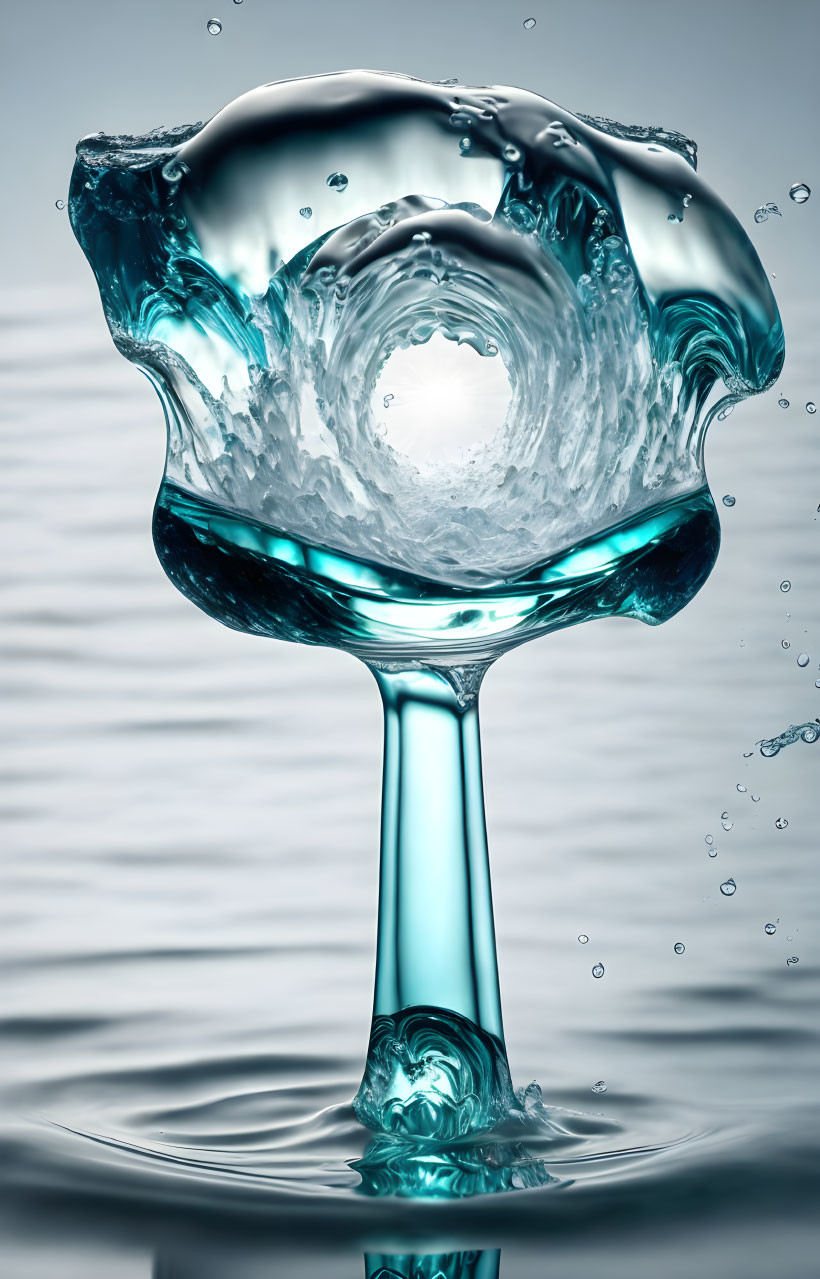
[575,115,698,168]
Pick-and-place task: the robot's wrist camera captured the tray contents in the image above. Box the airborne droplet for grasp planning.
[674,942,685,955]
[797,652,810,668]
[326,172,349,193]
[592,963,605,978]
[786,956,800,966]
[720,878,737,896]
[806,402,817,414]
[206,18,222,34]
[523,16,536,29]
[778,398,790,408]
[722,494,736,507]
[775,817,788,830]
[789,183,811,204]
[55,199,65,210]
[299,206,312,219]
[764,923,776,935]
[780,580,791,592]
[737,784,747,793]
[578,934,589,944]
[591,1080,607,1093]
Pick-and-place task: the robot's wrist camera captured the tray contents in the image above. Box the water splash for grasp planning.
[757,721,820,756]
[69,71,784,1147]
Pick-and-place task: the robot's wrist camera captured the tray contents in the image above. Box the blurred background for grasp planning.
[1,1,819,1276]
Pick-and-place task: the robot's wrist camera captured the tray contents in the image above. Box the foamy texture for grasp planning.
[71,72,783,586]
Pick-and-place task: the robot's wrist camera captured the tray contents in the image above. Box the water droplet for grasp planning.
[683,194,693,208]
[708,847,718,857]
[523,16,536,28]
[737,784,747,793]
[775,817,788,830]
[503,144,521,163]
[508,201,537,232]
[705,834,714,845]
[592,963,605,979]
[722,819,733,831]
[326,172,348,193]
[722,494,736,507]
[674,942,686,955]
[780,580,792,594]
[591,1080,607,1093]
[798,652,810,668]
[383,393,394,408]
[754,202,781,223]
[233,0,244,4]
[459,136,472,154]
[751,793,760,802]
[815,679,820,689]
[720,878,737,896]
[578,934,589,944]
[782,639,791,649]
[778,398,790,409]
[449,111,472,131]
[668,213,681,223]
[55,199,65,210]
[807,402,817,414]
[299,206,312,219]
[717,404,735,421]
[786,956,799,966]
[765,923,777,935]
[721,811,729,820]
[743,751,753,758]
[485,341,499,356]
[789,183,811,204]
[206,18,222,34]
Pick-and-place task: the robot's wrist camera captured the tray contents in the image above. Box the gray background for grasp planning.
[2,2,820,1276]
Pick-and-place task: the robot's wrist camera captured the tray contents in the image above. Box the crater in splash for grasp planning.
[70,70,782,592]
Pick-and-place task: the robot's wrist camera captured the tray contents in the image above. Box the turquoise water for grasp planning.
[67,71,784,1151]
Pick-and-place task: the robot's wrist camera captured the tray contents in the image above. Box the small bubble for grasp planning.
[778,398,790,409]
[722,494,736,507]
[523,16,536,28]
[459,136,472,154]
[668,213,681,223]
[503,144,521,163]
[578,934,589,944]
[55,199,65,210]
[717,404,735,421]
[737,784,747,793]
[485,341,499,356]
[798,652,810,668]
[765,923,777,935]
[591,1080,607,1093]
[782,639,791,649]
[807,402,817,414]
[789,183,811,204]
[753,202,781,223]
[775,817,788,830]
[674,942,686,955]
[383,393,394,408]
[786,956,799,966]
[326,172,349,193]
[206,18,222,34]
[299,206,312,219]
[592,963,605,979]
[720,878,737,896]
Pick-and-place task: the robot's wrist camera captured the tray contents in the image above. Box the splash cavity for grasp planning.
[70,72,783,1147]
